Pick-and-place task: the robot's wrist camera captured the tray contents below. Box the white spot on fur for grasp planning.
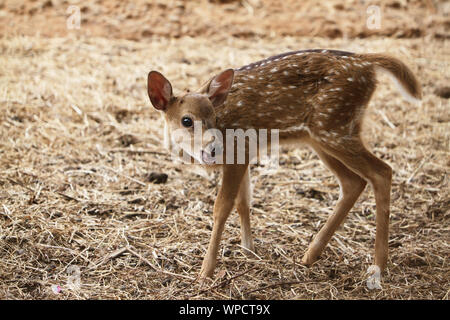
[280,124,309,133]
[270,67,278,73]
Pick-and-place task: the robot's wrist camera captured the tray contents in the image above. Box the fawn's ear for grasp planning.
[204,69,234,108]
[147,71,173,111]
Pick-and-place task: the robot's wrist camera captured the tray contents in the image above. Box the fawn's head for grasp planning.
[147,69,234,165]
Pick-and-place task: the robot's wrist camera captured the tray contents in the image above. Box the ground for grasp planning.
[0,0,449,300]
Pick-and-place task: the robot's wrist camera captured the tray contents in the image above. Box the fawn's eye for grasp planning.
[181,116,193,128]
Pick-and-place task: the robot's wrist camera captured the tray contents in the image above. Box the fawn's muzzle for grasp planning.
[201,149,216,165]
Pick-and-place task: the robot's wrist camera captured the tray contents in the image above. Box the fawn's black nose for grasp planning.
[210,148,216,158]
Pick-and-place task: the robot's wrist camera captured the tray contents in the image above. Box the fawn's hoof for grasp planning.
[241,242,256,257]
[301,251,318,266]
[196,272,213,288]
[366,265,382,290]
[198,267,214,281]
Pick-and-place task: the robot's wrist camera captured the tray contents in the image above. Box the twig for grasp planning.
[193,265,258,297]
[376,110,396,129]
[108,148,168,156]
[88,246,129,270]
[102,166,147,187]
[126,246,195,281]
[7,177,81,202]
[54,191,80,202]
[7,177,35,192]
[406,156,429,184]
[244,280,304,295]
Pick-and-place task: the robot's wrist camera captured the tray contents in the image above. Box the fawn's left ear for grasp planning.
[204,69,234,107]
[147,71,173,111]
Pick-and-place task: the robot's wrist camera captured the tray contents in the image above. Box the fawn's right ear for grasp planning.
[147,71,173,111]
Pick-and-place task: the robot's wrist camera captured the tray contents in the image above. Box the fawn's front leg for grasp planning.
[235,166,255,253]
[199,164,249,279]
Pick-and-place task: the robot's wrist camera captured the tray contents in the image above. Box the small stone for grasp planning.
[145,172,168,184]
[434,86,450,99]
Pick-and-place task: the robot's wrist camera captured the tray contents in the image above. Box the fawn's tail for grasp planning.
[363,53,422,104]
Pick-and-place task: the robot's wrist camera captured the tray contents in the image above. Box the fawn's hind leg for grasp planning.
[302,140,367,265]
[317,138,392,289]
[235,166,255,253]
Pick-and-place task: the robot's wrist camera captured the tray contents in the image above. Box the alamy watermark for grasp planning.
[168,121,280,169]
[66,5,81,30]
[366,5,381,30]
[51,265,81,294]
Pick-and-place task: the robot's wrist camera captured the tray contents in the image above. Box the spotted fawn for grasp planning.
[147,49,421,289]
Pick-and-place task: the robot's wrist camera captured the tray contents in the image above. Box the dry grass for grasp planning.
[0,34,448,299]
[1,0,448,40]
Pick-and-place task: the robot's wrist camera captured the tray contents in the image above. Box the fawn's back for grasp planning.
[215,49,419,147]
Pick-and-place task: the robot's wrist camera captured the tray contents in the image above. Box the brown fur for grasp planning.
[363,53,422,100]
[147,49,421,287]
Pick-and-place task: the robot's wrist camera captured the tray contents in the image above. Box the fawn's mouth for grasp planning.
[201,150,216,165]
